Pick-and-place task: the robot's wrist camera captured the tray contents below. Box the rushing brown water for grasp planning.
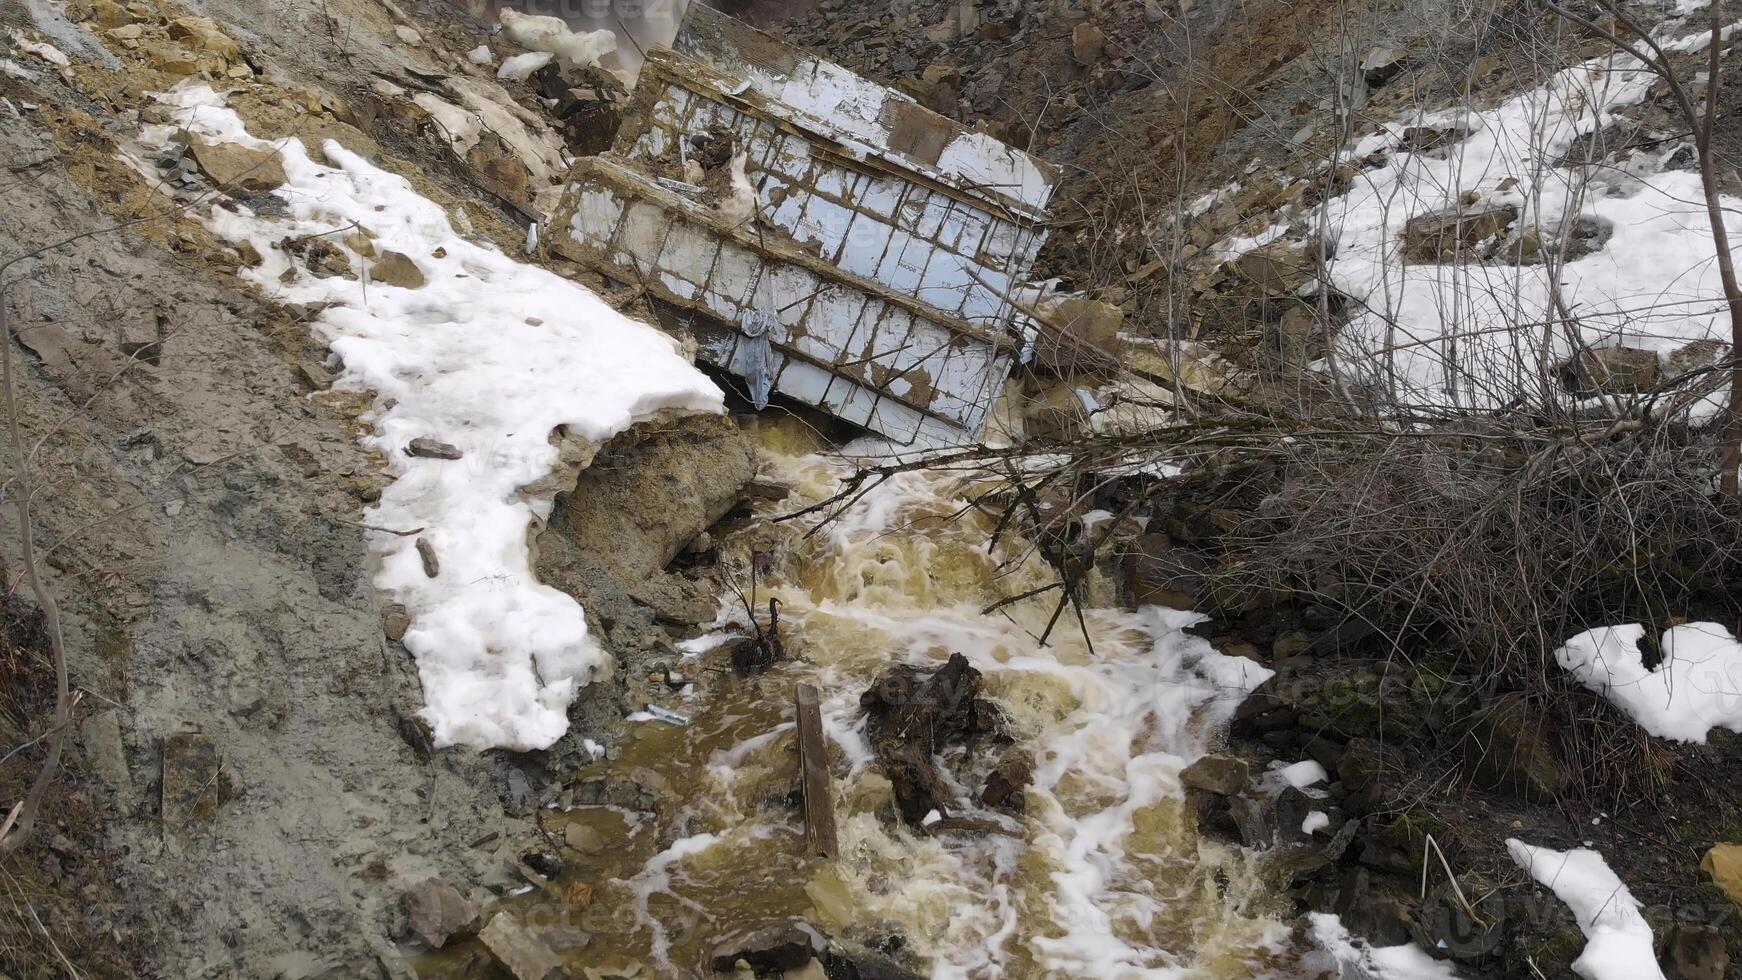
[420,414,1326,978]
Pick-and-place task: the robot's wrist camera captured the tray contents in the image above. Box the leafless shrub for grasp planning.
[1199,417,1741,795]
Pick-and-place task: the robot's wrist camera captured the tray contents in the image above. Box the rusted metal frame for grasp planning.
[641,61,1038,305]
[631,272,976,430]
[639,52,1050,227]
[575,157,1016,352]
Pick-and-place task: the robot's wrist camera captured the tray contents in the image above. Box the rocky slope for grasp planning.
[0,1,748,976]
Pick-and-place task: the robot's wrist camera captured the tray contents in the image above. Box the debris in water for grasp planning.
[479,911,566,980]
[860,653,1010,826]
[400,878,481,949]
[795,683,839,859]
[638,704,691,725]
[708,923,822,974]
[978,748,1033,811]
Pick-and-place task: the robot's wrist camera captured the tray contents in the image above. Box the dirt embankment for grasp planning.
[0,0,749,975]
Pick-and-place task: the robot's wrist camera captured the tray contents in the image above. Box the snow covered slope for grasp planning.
[136,83,723,750]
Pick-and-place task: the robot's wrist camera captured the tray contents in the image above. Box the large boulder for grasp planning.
[1032,296,1125,375]
[189,140,286,193]
[542,412,757,584]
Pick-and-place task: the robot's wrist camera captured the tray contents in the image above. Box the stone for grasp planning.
[90,0,138,28]
[370,250,427,289]
[1461,694,1568,802]
[407,436,462,460]
[189,139,287,193]
[466,131,531,207]
[1399,124,1471,152]
[1071,23,1106,65]
[708,924,817,973]
[417,537,440,578]
[161,732,229,829]
[76,709,132,793]
[1660,924,1730,980]
[1227,794,1275,849]
[167,16,241,61]
[540,413,758,584]
[1361,46,1408,87]
[1400,204,1516,262]
[1565,346,1660,397]
[1179,755,1250,796]
[395,24,423,45]
[897,63,964,115]
[979,749,1033,810]
[143,40,223,77]
[402,878,481,949]
[479,912,564,980]
[1235,241,1315,295]
[1033,296,1124,374]
[1021,383,1094,442]
[297,359,334,390]
[1700,843,1742,906]
[382,604,411,641]
[564,822,606,854]
[1667,338,1728,377]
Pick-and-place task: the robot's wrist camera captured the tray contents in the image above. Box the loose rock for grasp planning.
[402,878,481,949]
[371,250,428,289]
[189,140,286,193]
[479,912,565,980]
[407,437,463,460]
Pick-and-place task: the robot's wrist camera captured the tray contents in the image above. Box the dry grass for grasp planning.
[0,596,138,980]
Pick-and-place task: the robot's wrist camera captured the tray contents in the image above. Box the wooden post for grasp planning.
[795,683,838,859]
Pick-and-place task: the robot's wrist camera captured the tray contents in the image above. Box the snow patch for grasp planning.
[1556,622,1742,742]
[498,9,616,68]
[497,51,554,82]
[1307,912,1464,979]
[1219,22,1742,413]
[1506,840,1664,980]
[9,32,68,67]
[137,83,722,750]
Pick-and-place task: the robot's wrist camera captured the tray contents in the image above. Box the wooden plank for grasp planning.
[795,683,838,859]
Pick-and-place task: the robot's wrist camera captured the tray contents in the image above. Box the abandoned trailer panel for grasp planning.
[553,4,1059,446]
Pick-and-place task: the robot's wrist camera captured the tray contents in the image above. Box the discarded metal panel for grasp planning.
[553,5,1058,446]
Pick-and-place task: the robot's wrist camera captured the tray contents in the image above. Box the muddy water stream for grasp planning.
[434,417,1316,978]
